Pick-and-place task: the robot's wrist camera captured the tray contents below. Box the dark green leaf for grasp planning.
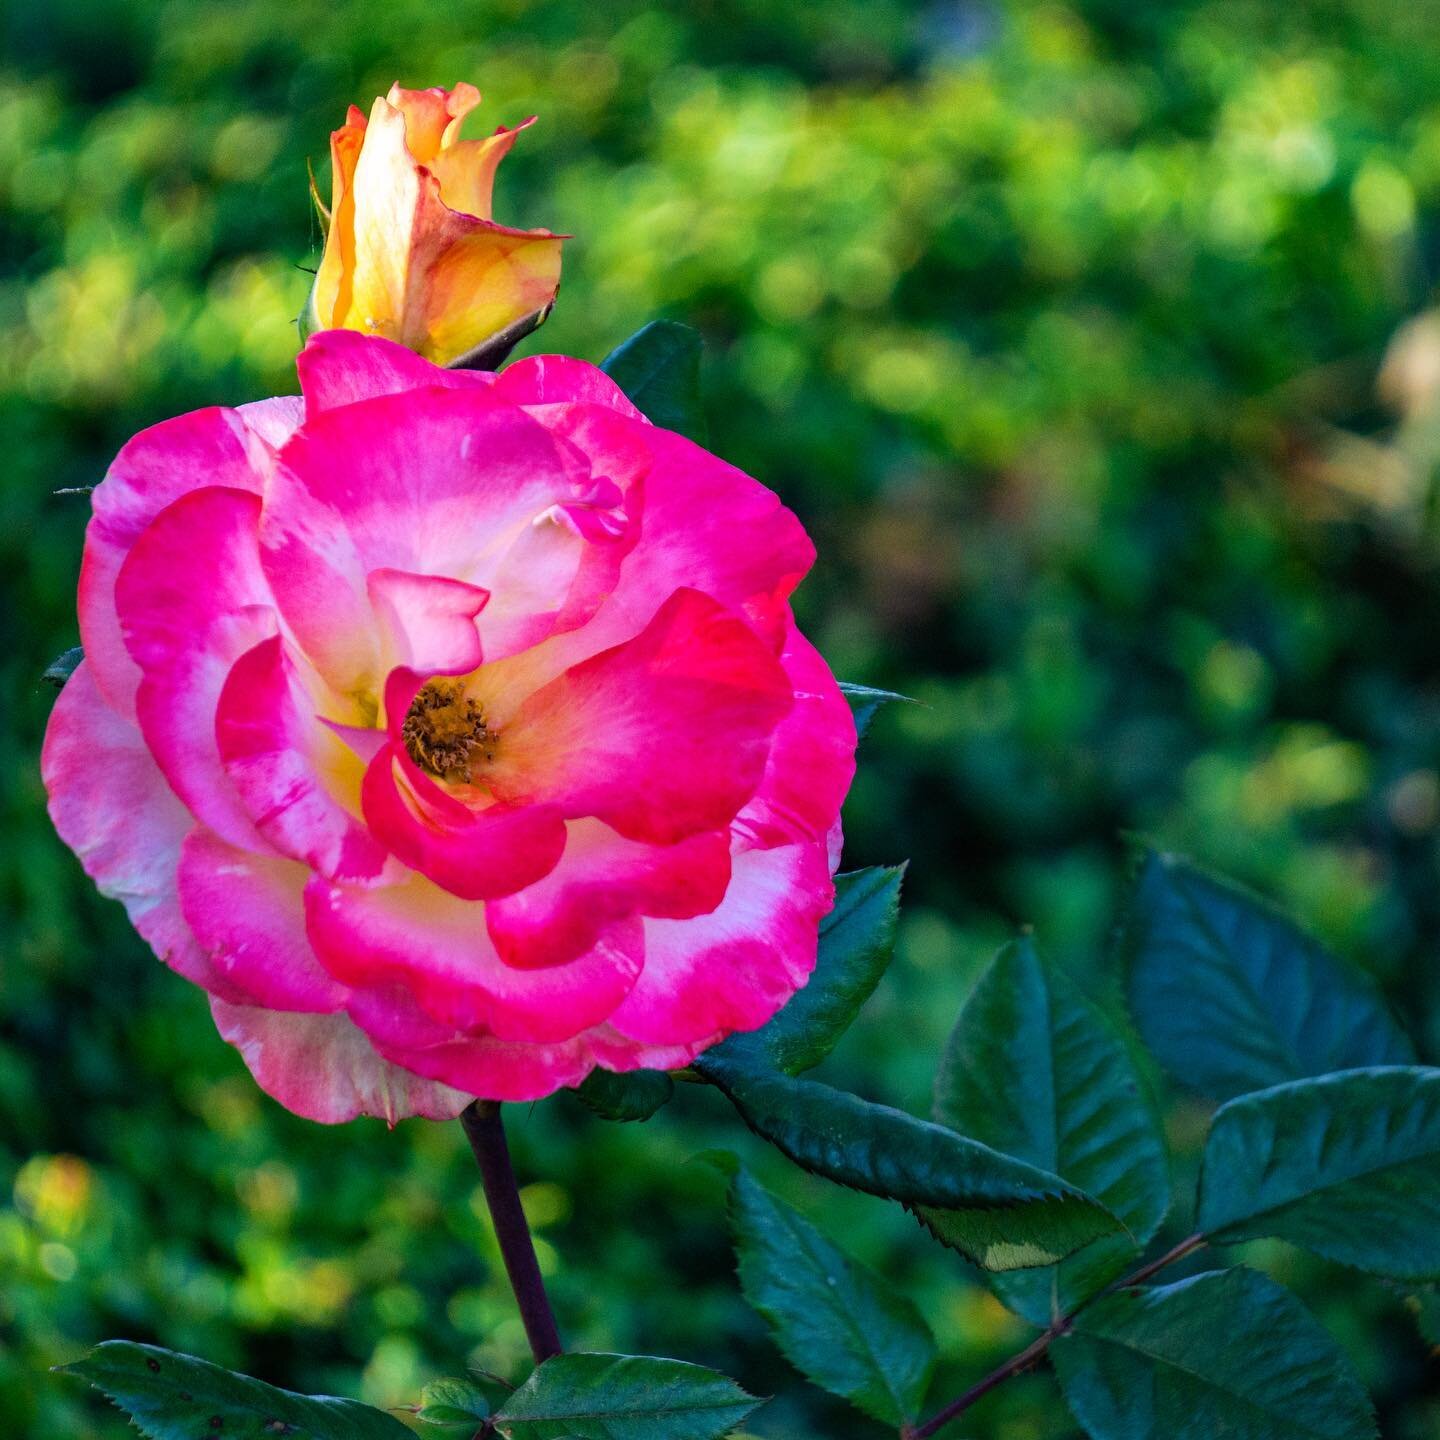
[837,681,913,739]
[571,1067,675,1122]
[492,1353,760,1439]
[417,1374,511,1427]
[56,1341,414,1439]
[714,867,903,1076]
[43,645,84,689]
[1121,851,1411,1100]
[936,937,1169,1324]
[696,1055,1121,1270]
[730,1169,935,1424]
[1197,1066,1440,1280]
[1051,1267,1377,1440]
[600,321,707,443]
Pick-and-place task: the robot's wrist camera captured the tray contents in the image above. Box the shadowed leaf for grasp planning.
[601,321,707,443]
[1052,1268,1377,1440]
[1197,1066,1440,1281]
[492,1353,760,1439]
[731,1169,935,1424]
[936,937,1169,1324]
[696,1055,1121,1270]
[1121,851,1411,1100]
[417,1374,512,1427]
[56,1341,414,1439]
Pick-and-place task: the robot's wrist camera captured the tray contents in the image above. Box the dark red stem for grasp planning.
[460,1100,564,1364]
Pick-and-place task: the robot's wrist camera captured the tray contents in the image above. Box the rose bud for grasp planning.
[305,83,564,367]
[43,333,857,1123]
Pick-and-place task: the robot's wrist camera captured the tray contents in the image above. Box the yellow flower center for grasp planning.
[401,679,493,783]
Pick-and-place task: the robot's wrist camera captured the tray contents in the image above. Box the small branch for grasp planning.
[906,1233,1206,1440]
[904,1330,1052,1439]
[460,1101,564,1364]
[1109,1231,1207,1292]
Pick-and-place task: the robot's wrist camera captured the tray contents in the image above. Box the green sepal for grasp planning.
[571,1067,675,1122]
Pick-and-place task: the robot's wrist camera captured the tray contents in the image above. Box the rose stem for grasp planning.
[460,1100,564,1364]
[903,1233,1206,1440]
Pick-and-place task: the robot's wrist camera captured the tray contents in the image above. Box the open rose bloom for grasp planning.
[43,332,856,1122]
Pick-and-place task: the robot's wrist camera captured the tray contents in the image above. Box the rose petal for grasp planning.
[178,831,347,1012]
[261,387,589,694]
[306,872,642,1042]
[373,1030,596,1103]
[736,620,857,850]
[492,355,645,419]
[366,567,489,675]
[296,330,493,418]
[237,395,305,449]
[115,487,277,853]
[384,82,481,163]
[464,416,814,704]
[310,113,368,336]
[488,588,793,844]
[477,496,628,661]
[368,1022,707,1105]
[485,819,731,970]
[361,740,567,902]
[215,635,393,882]
[482,402,649,659]
[552,423,813,662]
[611,841,834,1045]
[417,221,563,367]
[210,1000,471,1124]
[41,661,252,1003]
[430,118,535,222]
[79,400,297,721]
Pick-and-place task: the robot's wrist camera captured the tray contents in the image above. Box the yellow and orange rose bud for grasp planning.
[306,83,564,367]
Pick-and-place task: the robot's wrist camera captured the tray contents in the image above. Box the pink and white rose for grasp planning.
[43,332,855,1122]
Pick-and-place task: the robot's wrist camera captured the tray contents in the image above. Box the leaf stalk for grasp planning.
[905,1232,1206,1439]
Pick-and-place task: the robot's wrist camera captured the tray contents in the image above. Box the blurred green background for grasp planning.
[3,0,1440,1433]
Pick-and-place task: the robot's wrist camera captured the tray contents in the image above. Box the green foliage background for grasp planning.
[3,0,1439,1433]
